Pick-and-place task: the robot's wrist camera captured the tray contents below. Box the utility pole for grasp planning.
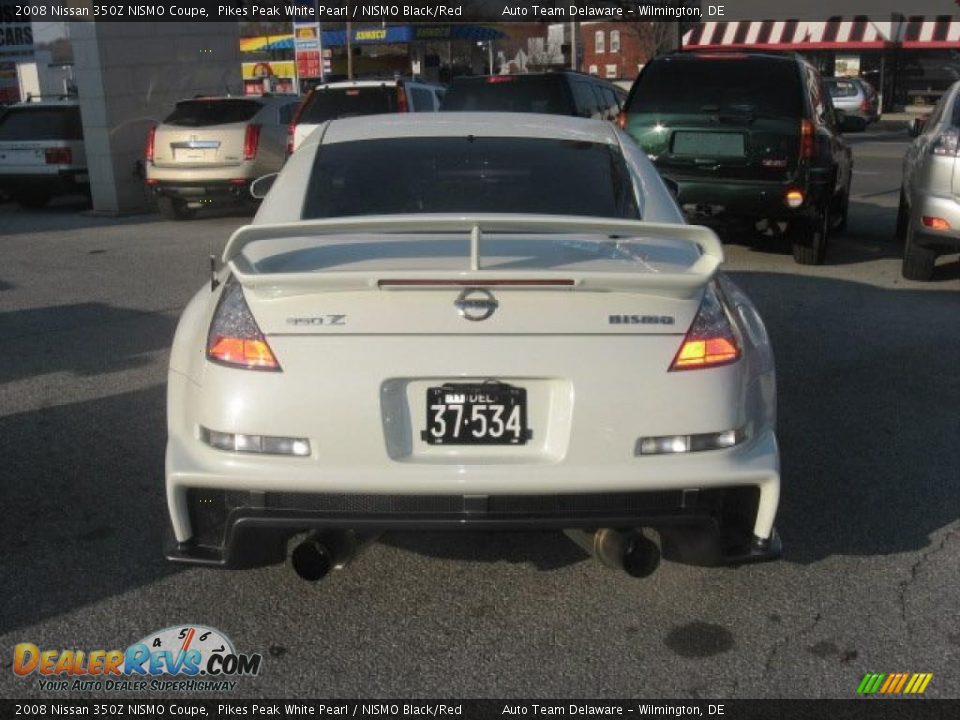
[346,21,353,80]
[569,21,578,70]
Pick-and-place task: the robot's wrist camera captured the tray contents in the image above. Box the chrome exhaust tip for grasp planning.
[289,530,379,582]
[564,528,661,578]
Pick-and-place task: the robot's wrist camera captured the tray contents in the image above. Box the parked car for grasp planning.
[165,113,781,579]
[145,94,299,220]
[0,99,88,209]
[620,52,853,265]
[824,76,879,130]
[898,81,960,281]
[440,70,627,121]
[288,78,444,154]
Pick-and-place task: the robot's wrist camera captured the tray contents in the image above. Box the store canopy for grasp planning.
[683,18,895,50]
[240,25,504,54]
[899,15,960,49]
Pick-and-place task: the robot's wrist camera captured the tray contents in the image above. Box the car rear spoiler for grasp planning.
[222,214,724,297]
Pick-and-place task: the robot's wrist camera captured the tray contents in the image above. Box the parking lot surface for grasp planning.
[1,132,957,698]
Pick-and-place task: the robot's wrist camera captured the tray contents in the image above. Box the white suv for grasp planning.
[0,99,88,209]
[288,78,444,154]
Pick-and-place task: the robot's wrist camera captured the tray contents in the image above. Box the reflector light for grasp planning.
[921,216,951,230]
[800,119,815,161]
[784,189,804,208]
[206,281,281,371]
[670,284,741,371]
[637,428,746,456]
[201,427,310,456]
[616,111,628,129]
[145,126,156,162]
[44,148,72,165]
[243,124,261,160]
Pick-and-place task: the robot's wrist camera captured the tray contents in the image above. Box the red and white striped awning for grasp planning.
[900,15,960,49]
[683,18,894,51]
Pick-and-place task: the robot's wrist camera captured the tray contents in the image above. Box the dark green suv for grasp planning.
[621,52,852,265]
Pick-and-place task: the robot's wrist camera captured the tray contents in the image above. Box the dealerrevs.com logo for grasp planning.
[13,625,262,692]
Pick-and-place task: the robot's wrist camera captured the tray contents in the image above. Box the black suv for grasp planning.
[621,52,853,265]
[441,70,627,121]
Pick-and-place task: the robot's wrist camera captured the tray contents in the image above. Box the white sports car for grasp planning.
[166,113,780,579]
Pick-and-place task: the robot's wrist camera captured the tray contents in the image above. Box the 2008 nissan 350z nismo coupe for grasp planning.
[165,113,781,580]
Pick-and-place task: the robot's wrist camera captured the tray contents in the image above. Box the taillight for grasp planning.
[670,284,741,371]
[287,95,309,155]
[799,119,815,161]
[616,111,628,130]
[145,126,156,162]
[396,85,409,113]
[931,128,959,157]
[486,75,515,83]
[243,124,261,161]
[207,282,280,371]
[859,99,870,113]
[44,148,72,165]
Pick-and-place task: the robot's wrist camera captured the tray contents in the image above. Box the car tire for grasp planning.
[901,226,937,281]
[157,196,195,221]
[833,185,850,233]
[15,192,51,209]
[895,189,909,242]
[791,208,829,265]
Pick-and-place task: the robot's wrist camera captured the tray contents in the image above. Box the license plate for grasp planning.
[672,131,745,157]
[174,148,214,163]
[422,383,530,445]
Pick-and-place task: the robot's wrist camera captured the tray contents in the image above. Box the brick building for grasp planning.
[581,23,651,81]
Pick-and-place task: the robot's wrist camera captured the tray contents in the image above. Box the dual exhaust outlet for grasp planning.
[288,528,660,582]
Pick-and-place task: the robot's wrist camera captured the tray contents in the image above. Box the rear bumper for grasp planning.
[668,175,826,224]
[165,429,781,570]
[147,179,252,202]
[910,192,960,249]
[0,169,89,194]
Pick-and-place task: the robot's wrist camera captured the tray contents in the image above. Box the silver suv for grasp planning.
[898,81,960,280]
[0,99,88,209]
[146,95,298,220]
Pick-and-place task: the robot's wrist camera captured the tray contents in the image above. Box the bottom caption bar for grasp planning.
[4,700,958,719]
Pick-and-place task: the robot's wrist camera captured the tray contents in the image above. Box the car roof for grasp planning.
[316,112,622,147]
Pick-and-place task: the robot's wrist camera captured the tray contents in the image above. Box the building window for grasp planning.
[606,64,618,79]
[610,30,621,53]
[588,64,599,75]
[595,30,605,54]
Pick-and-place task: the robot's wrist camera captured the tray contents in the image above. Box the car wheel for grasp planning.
[15,192,51,209]
[901,226,937,281]
[895,189,909,243]
[791,208,829,265]
[157,196,195,221]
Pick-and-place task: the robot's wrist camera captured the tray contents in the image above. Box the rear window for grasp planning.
[302,137,639,219]
[299,86,398,124]
[441,76,572,114]
[628,57,804,118]
[164,99,262,127]
[0,106,83,141]
[825,80,859,98]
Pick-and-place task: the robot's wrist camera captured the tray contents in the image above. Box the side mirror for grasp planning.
[249,173,278,200]
[907,116,927,138]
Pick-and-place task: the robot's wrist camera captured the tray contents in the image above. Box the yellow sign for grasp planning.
[242,61,296,80]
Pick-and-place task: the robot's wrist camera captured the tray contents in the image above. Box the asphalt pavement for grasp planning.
[0,130,957,700]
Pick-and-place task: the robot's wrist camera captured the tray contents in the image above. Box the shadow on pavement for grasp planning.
[0,385,178,635]
[729,271,960,564]
[0,303,178,385]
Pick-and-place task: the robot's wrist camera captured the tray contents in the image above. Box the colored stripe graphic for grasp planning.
[858,673,932,694]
